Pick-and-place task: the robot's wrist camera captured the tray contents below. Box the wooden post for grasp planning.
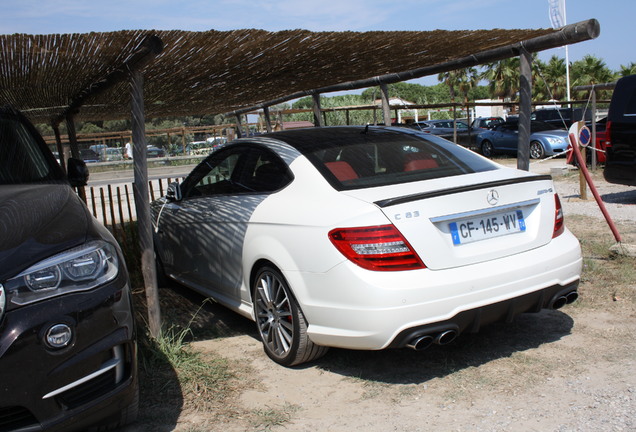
[263,106,273,133]
[65,114,80,159]
[181,127,186,154]
[52,123,66,175]
[591,88,597,170]
[452,104,458,143]
[235,114,243,138]
[580,144,588,200]
[312,93,323,127]
[130,69,161,338]
[65,114,86,202]
[380,84,391,126]
[517,47,532,171]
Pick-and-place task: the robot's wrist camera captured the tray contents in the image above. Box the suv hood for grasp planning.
[0,184,89,280]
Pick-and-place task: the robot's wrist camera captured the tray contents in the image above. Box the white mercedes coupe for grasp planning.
[151,126,582,366]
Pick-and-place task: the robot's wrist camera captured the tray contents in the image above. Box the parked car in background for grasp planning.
[476,120,570,159]
[80,148,101,163]
[152,126,581,367]
[104,147,124,161]
[603,74,636,186]
[0,106,138,431]
[146,145,166,158]
[531,107,592,130]
[471,116,504,130]
[408,119,478,147]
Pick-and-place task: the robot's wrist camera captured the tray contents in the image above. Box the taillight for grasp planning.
[553,194,565,238]
[328,225,426,271]
[605,120,612,147]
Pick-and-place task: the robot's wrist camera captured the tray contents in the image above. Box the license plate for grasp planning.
[449,210,526,245]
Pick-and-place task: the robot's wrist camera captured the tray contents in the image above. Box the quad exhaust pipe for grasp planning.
[406,290,579,351]
[550,290,579,310]
[406,329,457,351]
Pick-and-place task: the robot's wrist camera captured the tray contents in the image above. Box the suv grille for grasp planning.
[57,368,118,409]
[0,406,38,432]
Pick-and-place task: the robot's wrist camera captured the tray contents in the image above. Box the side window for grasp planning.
[0,116,57,184]
[245,150,293,192]
[183,150,242,198]
[182,145,291,198]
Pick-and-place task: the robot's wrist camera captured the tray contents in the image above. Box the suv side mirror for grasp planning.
[166,182,182,201]
[67,157,89,187]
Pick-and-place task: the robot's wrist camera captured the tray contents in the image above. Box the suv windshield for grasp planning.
[0,109,63,185]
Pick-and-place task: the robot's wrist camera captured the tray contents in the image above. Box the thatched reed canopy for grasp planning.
[0,20,599,125]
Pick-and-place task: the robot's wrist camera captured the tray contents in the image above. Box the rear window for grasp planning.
[292,127,498,190]
[0,113,63,185]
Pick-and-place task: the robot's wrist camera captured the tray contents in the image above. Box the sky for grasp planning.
[0,0,633,87]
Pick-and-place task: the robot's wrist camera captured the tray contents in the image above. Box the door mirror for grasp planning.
[166,182,182,201]
[67,157,89,187]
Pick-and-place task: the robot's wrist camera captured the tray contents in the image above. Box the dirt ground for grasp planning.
[125,162,636,432]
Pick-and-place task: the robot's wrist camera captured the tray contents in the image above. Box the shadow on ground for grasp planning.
[313,309,574,384]
[155,281,575,387]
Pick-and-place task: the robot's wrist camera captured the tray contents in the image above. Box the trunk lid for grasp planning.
[342,169,558,270]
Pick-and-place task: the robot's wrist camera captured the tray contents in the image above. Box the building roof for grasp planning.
[0,20,599,125]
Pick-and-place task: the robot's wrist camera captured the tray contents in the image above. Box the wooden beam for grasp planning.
[52,35,163,126]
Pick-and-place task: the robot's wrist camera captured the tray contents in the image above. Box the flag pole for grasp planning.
[564,0,571,102]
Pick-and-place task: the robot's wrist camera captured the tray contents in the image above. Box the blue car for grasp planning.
[476,120,570,159]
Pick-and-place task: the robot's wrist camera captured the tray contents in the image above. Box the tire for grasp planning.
[480,140,494,158]
[253,266,328,366]
[530,141,545,159]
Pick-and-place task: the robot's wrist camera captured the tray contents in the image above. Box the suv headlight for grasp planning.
[5,240,119,307]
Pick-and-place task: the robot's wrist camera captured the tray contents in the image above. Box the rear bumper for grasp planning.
[386,280,578,349]
[289,230,582,350]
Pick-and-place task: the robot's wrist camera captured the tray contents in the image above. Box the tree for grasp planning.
[481,57,520,101]
[570,55,616,100]
[534,55,567,101]
[437,70,459,102]
[619,62,636,77]
[455,67,480,103]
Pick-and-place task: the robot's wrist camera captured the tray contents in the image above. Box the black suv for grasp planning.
[531,107,591,129]
[0,106,138,431]
[604,75,636,186]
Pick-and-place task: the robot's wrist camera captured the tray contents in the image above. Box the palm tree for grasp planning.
[619,62,636,77]
[481,58,520,101]
[534,56,567,101]
[437,70,459,102]
[455,67,480,103]
[571,55,616,99]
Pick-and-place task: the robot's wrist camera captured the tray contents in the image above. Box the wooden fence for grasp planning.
[83,176,184,242]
